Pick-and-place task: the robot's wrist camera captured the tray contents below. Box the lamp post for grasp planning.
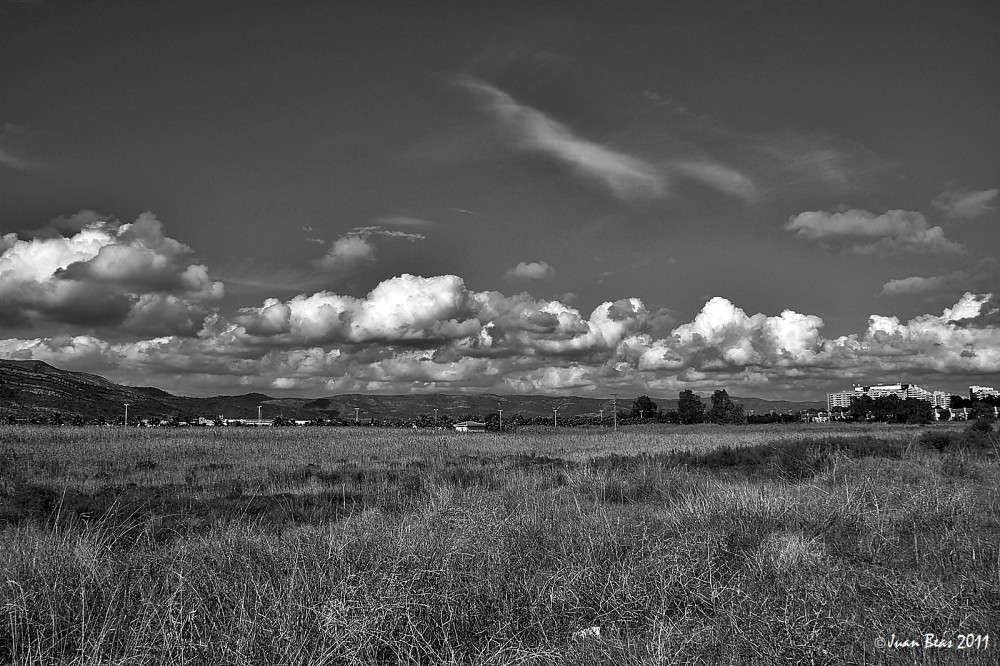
[610,393,618,432]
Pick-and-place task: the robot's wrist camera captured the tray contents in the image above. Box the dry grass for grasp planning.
[1,422,997,665]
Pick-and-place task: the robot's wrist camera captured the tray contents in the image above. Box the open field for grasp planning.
[1,422,998,665]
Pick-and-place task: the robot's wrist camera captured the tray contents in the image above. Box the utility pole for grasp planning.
[123,403,130,428]
[355,407,360,424]
[498,407,503,433]
[257,405,262,422]
[553,408,558,427]
[433,408,439,424]
[610,393,618,432]
[599,409,603,425]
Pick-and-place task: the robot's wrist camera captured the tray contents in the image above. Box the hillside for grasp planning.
[0,360,825,423]
[0,360,178,422]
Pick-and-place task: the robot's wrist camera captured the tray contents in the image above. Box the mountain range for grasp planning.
[0,359,824,423]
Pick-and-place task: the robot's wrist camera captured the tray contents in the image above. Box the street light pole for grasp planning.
[610,393,618,432]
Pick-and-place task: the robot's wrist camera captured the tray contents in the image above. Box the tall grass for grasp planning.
[1,422,997,664]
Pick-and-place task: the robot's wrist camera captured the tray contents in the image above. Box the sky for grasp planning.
[1,0,999,401]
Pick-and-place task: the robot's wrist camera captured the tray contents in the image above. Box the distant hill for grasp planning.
[0,359,825,423]
[0,360,179,422]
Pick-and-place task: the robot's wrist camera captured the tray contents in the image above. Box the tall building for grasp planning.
[931,391,951,409]
[827,390,854,411]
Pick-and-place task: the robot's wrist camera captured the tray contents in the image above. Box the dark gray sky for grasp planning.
[2,0,999,399]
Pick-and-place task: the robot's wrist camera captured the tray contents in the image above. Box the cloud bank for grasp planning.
[3,211,999,398]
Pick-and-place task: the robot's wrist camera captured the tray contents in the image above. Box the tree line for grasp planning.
[7,390,998,428]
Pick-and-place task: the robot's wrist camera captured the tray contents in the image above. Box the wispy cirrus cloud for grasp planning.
[932,188,998,221]
[458,78,761,204]
[0,123,54,173]
[747,130,892,200]
[786,208,962,255]
[666,160,757,203]
[457,77,666,202]
[377,216,440,230]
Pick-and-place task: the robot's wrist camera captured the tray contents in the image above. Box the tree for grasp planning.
[677,390,704,424]
[972,401,998,421]
[951,395,973,408]
[849,395,875,421]
[631,395,658,419]
[899,398,933,424]
[707,389,746,424]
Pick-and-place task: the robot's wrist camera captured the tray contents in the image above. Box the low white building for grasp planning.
[453,420,486,433]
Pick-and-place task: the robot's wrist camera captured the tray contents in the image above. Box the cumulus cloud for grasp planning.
[235,274,480,345]
[880,260,999,299]
[932,188,999,221]
[314,225,425,271]
[315,234,376,271]
[880,274,958,297]
[458,77,665,201]
[785,208,962,254]
[505,261,555,281]
[0,211,222,333]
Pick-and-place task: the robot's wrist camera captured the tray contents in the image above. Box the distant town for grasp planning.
[823,383,1000,422]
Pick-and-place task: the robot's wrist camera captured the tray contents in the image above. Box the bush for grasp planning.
[962,419,998,450]
[918,430,957,452]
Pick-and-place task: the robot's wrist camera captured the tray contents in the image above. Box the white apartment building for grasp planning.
[970,385,1000,400]
[827,390,854,410]
[827,383,951,411]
